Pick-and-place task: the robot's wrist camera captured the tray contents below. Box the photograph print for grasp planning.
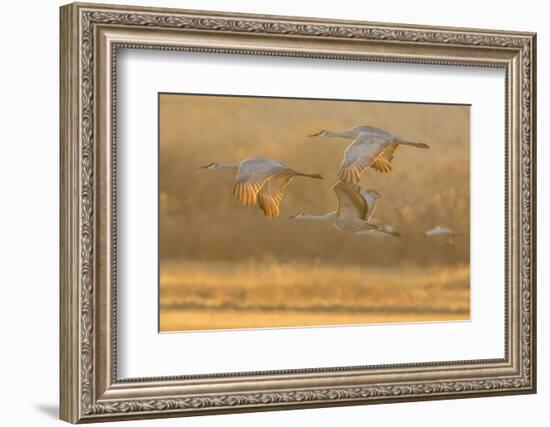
[159,93,470,332]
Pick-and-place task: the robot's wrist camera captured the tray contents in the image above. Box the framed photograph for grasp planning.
[60,2,537,423]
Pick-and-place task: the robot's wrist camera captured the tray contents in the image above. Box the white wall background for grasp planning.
[0,0,545,426]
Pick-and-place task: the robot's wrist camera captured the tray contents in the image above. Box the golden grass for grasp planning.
[160,261,470,332]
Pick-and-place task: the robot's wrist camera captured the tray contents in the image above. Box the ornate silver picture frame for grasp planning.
[60,2,536,423]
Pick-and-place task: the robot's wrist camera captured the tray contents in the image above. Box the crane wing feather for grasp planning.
[360,189,379,221]
[257,175,293,218]
[337,136,392,183]
[333,181,368,220]
[233,157,288,206]
[371,142,399,173]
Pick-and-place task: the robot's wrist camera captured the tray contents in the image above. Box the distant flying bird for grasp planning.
[288,181,400,237]
[198,156,323,218]
[424,226,457,246]
[309,125,429,183]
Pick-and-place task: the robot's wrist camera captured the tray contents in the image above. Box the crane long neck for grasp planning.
[298,213,336,222]
[326,130,355,138]
[216,161,241,169]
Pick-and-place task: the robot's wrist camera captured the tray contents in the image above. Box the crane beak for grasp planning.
[196,164,210,169]
[308,131,322,137]
[288,213,298,219]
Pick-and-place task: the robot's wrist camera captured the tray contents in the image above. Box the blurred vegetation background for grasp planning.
[159,94,470,267]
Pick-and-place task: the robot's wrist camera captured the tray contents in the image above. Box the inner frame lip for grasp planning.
[108,42,510,384]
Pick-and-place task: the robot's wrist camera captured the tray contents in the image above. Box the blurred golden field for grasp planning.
[160,261,470,331]
[159,93,470,331]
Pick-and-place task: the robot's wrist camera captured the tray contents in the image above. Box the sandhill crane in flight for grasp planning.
[198,156,323,218]
[424,226,457,246]
[309,125,429,183]
[288,181,400,237]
